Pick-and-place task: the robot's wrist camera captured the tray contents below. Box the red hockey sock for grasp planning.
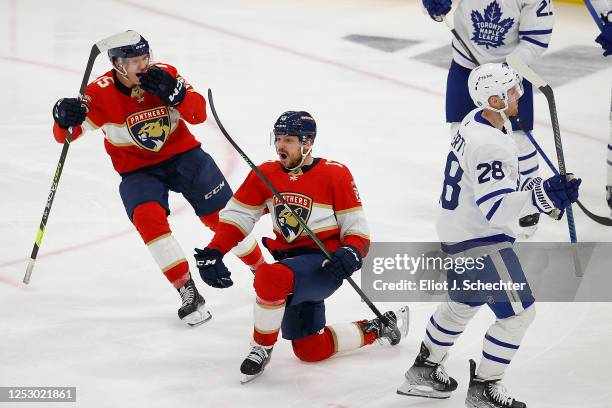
[252,263,295,347]
[133,202,190,288]
[292,328,336,362]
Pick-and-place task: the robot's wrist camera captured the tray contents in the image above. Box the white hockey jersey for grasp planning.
[452,0,554,69]
[589,0,610,22]
[436,108,539,244]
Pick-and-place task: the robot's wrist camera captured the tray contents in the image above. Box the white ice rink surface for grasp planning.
[1,1,611,407]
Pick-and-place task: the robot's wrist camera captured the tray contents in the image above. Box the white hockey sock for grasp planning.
[607,135,612,187]
[477,305,536,380]
[423,299,479,363]
[327,322,364,352]
[253,297,286,346]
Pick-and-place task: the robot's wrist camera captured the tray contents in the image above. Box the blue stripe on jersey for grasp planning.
[485,334,520,350]
[476,188,515,206]
[521,36,549,48]
[483,351,511,364]
[520,165,539,176]
[452,42,473,64]
[430,316,463,336]
[518,29,553,35]
[485,199,503,221]
[608,144,612,151]
[518,150,537,161]
[441,234,515,255]
[426,329,454,347]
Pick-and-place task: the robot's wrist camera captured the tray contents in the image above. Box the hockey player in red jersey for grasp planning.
[194,111,409,383]
[51,31,264,326]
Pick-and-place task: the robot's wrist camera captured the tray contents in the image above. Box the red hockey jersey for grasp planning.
[209,158,370,257]
[52,63,205,174]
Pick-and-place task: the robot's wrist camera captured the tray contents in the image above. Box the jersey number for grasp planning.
[536,0,553,17]
[477,161,504,183]
[440,151,464,210]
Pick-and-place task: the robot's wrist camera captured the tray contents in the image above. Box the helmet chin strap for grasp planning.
[283,144,312,171]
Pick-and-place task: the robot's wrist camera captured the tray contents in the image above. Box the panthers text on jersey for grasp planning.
[52,63,205,174]
[436,108,540,244]
[453,0,554,68]
[208,158,370,258]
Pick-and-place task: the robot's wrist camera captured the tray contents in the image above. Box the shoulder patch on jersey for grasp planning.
[471,1,514,49]
[126,107,171,152]
[273,192,313,243]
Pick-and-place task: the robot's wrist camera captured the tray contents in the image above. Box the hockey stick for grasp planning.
[515,117,612,226]
[584,0,605,30]
[23,31,142,285]
[207,89,389,324]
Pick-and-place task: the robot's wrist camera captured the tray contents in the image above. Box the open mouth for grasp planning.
[279,152,288,160]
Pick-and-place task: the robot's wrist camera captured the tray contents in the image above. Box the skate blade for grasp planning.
[240,371,263,384]
[396,381,451,399]
[378,305,410,346]
[182,307,212,327]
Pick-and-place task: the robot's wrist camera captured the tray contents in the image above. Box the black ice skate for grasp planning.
[240,343,273,384]
[397,342,458,399]
[358,306,409,346]
[465,359,526,408]
[177,278,211,327]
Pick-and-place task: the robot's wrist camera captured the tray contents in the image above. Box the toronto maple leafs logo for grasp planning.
[471,1,514,49]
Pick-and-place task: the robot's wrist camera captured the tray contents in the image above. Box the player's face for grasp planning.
[275,135,305,168]
[505,86,521,117]
[116,54,150,85]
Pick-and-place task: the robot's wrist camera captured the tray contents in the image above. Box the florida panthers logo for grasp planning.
[126,107,171,152]
[471,1,514,49]
[273,193,313,242]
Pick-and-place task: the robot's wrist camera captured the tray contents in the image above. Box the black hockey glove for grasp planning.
[321,245,363,283]
[194,247,233,288]
[138,67,186,106]
[53,98,87,129]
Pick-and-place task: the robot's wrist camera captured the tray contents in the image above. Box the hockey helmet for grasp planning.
[468,63,523,112]
[107,30,150,62]
[273,111,316,144]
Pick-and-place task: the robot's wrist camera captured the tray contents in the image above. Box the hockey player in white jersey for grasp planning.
[396,63,581,407]
[421,0,554,235]
[589,0,612,212]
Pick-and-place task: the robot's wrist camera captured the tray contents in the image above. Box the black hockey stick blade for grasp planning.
[576,200,612,226]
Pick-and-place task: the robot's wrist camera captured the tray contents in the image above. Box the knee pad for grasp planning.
[498,304,536,333]
[132,202,171,244]
[292,329,334,362]
[442,299,480,325]
[254,263,295,302]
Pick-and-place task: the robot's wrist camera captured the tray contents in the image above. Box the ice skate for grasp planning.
[177,278,211,327]
[465,359,526,408]
[359,306,409,346]
[397,342,458,399]
[240,343,273,384]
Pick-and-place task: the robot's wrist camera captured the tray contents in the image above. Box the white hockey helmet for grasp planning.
[468,63,524,113]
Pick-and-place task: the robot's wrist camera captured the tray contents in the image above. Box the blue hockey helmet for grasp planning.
[107,31,150,62]
[273,111,316,144]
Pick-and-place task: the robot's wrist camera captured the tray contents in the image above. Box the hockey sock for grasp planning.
[331,321,377,349]
[252,263,295,346]
[423,299,478,363]
[199,211,265,271]
[477,305,535,380]
[607,133,612,187]
[291,328,335,362]
[133,202,190,288]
